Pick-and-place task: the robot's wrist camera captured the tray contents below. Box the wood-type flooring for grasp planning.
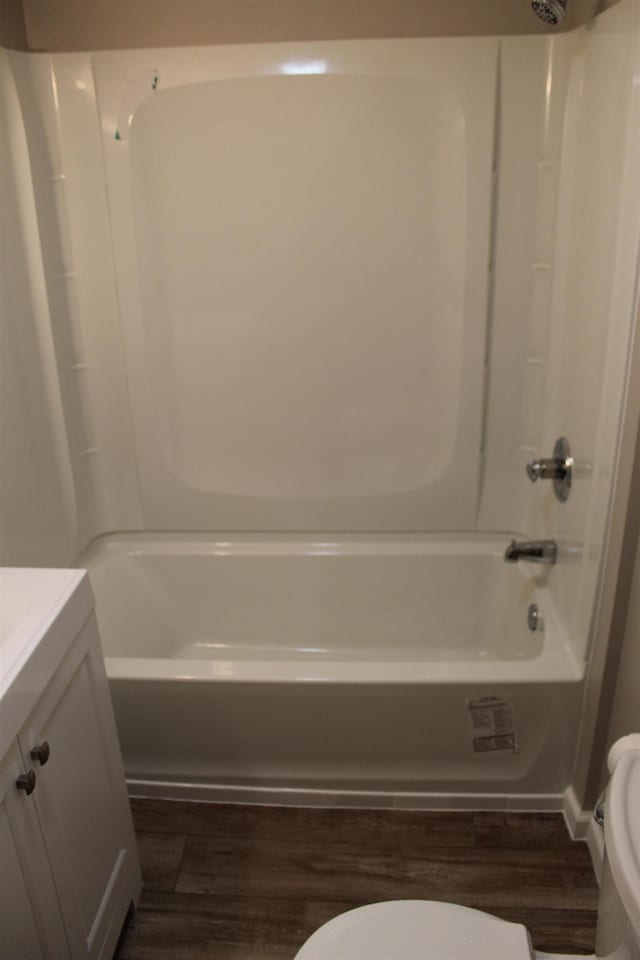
[114,799,599,959]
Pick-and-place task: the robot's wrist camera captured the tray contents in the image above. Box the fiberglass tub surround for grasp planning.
[98,39,494,531]
[5,0,640,805]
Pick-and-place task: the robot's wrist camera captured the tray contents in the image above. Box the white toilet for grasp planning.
[294,736,640,960]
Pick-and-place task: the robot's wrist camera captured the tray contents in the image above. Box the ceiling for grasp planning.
[0,0,623,52]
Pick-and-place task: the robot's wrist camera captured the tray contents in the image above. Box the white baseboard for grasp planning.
[563,786,604,883]
[127,778,565,813]
[563,785,591,838]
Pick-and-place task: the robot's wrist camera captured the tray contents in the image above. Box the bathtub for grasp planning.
[81,533,584,808]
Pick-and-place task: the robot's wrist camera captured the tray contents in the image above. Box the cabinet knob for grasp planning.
[31,742,50,766]
[16,770,37,796]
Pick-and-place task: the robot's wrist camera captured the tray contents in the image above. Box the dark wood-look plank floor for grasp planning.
[115,800,598,959]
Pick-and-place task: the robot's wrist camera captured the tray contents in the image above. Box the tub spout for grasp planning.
[504,539,558,565]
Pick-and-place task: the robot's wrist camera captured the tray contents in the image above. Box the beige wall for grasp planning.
[570,308,640,809]
[19,0,623,52]
[0,49,77,565]
[0,0,27,49]
[606,517,640,746]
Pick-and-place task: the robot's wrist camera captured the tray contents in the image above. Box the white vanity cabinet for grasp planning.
[0,740,71,960]
[0,569,142,960]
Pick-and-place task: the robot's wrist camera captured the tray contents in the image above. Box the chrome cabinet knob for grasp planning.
[31,742,50,766]
[16,770,37,795]
[526,437,573,502]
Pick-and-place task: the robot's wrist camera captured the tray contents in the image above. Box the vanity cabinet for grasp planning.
[0,571,142,960]
[0,740,70,960]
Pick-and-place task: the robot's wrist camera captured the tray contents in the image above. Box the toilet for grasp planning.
[294,736,640,960]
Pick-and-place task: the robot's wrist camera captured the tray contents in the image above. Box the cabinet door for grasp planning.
[0,741,71,960]
[18,614,140,960]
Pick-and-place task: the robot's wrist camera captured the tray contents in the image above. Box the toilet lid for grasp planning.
[294,900,533,959]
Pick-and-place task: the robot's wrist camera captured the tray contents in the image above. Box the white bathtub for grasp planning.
[82,534,584,807]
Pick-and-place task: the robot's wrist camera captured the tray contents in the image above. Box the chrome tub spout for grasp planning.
[504,539,558,565]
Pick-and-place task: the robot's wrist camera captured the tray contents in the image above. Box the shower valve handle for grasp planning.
[526,437,573,502]
[526,459,566,482]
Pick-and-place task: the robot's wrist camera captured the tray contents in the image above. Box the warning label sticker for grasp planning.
[467,697,517,753]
